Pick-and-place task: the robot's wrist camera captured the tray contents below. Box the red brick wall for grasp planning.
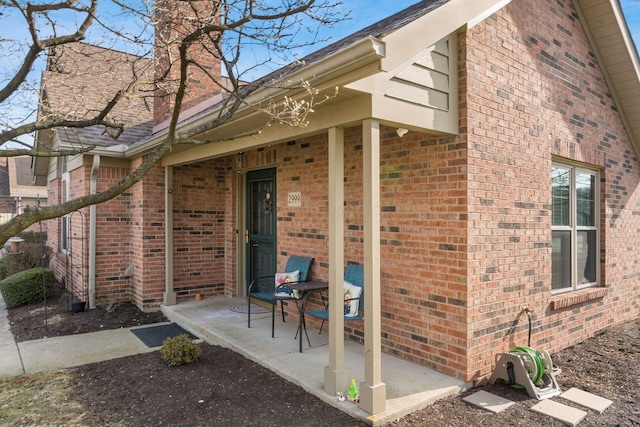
[44,168,91,301]
[93,166,133,304]
[171,160,228,299]
[44,0,640,383]
[275,140,330,275]
[128,159,166,309]
[48,166,135,306]
[0,200,13,214]
[462,0,640,381]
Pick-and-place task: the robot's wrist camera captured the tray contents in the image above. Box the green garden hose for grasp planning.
[509,346,546,387]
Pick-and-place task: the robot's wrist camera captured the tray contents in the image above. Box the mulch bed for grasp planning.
[6,284,640,426]
[7,285,167,342]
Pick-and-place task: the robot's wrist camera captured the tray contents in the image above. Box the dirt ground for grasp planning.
[6,285,640,426]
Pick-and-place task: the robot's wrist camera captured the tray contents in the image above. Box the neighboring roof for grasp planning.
[14,157,34,187]
[40,43,154,148]
[0,157,46,198]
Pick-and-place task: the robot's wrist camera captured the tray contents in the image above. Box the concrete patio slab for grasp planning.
[560,387,613,414]
[531,399,587,426]
[462,390,515,413]
[161,296,470,426]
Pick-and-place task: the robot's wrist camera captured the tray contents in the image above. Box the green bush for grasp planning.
[160,334,202,367]
[3,243,54,277]
[0,259,7,281]
[0,268,56,308]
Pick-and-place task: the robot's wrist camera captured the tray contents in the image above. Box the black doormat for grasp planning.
[131,323,199,348]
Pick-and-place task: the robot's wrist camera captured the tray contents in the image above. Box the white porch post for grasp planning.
[163,165,176,305]
[324,127,349,395]
[360,119,386,414]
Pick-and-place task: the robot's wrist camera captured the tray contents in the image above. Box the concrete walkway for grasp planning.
[0,293,469,426]
[0,293,160,377]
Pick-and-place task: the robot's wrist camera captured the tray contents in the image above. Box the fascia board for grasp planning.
[161,95,373,167]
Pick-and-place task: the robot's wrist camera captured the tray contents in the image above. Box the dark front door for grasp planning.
[245,168,277,294]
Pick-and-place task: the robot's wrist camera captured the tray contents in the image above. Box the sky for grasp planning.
[621,0,640,46]
[1,0,640,147]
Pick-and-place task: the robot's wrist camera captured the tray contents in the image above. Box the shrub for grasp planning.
[160,334,202,367]
[0,260,7,281]
[0,268,56,308]
[3,243,54,276]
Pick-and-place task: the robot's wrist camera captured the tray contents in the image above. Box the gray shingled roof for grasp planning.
[41,2,449,150]
[149,0,451,137]
[233,2,449,101]
[266,0,450,81]
[41,43,154,148]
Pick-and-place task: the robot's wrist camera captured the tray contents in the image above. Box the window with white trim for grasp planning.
[551,163,599,292]
[61,158,70,253]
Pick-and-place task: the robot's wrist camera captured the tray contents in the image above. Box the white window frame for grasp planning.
[61,164,70,254]
[551,161,600,294]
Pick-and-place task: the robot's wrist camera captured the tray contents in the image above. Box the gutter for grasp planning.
[88,154,100,309]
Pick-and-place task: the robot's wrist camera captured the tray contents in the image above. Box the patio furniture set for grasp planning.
[247,255,364,352]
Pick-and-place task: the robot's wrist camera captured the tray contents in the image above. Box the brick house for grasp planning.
[33,0,640,414]
[0,156,47,227]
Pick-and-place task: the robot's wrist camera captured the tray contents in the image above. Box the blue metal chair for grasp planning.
[303,264,364,334]
[247,255,314,338]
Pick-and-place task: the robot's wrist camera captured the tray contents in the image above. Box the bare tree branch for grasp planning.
[0,0,346,244]
[0,0,97,103]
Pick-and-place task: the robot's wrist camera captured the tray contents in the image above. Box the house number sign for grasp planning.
[287,192,301,207]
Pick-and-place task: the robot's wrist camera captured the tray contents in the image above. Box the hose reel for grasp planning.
[489,346,561,400]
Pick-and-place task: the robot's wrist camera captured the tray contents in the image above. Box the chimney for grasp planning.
[154,0,222,127]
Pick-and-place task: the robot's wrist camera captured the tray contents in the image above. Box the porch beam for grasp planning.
[161,96,373,168]
[163,166,176,305]
[324,127,349,395]
[360,118,386,414]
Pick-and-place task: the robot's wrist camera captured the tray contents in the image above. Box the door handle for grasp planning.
[251,242,259,247]
[245,230,249,244]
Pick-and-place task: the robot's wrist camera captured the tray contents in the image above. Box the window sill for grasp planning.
[550,287,607,310]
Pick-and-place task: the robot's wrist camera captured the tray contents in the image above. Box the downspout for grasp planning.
[88,155,100,309]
